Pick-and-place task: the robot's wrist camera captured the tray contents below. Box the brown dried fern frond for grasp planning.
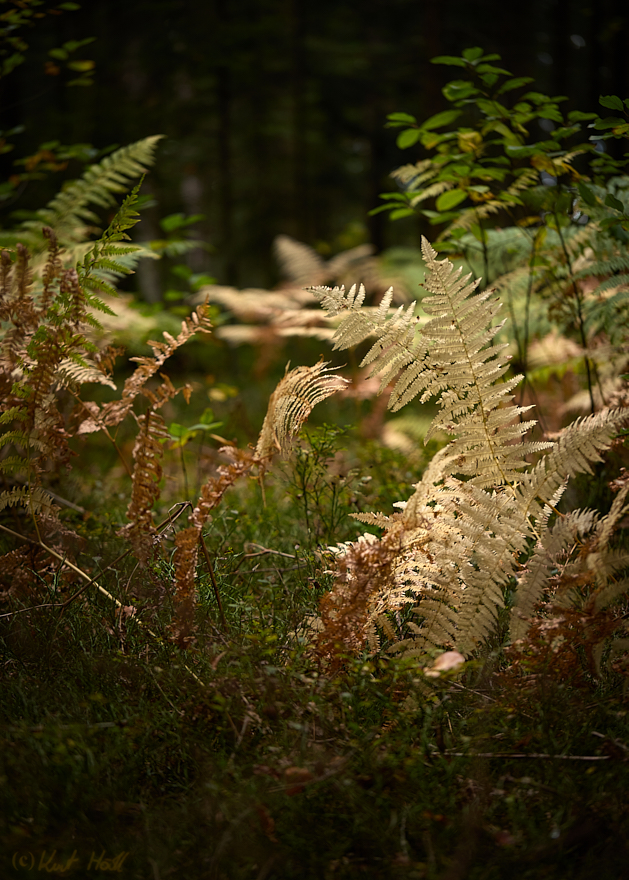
[117,409,170,565]
[84,303,212,431]
[316,532,402,668]
[0,235,87,481]
[170,362,347,646]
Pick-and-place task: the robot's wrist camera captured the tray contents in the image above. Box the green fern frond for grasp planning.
[0,429,35,450]
[21,136,163,245]
[81,275,120,298]
[0,407,27,425]
[0,485,56,516]
[0,455,28,474]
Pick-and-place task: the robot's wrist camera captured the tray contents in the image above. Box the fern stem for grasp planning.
[478,213,490,285]
[179,443,189,500]
[199,531,228,630]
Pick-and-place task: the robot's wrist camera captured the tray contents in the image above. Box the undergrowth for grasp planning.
[1,59,629,880]
[2,421,629,879]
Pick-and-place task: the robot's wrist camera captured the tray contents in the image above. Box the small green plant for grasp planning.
[376,47,629,415]
[282,424,360,548]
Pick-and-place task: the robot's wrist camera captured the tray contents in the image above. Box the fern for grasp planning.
[170,361,348,646]
[117,409,170,565]
[16,136,163,248]
[0,170,167,531]
[0,485,57,516]
[311,237,629,659]
[313,239,552,487]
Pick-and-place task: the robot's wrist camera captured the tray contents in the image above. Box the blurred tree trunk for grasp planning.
[288,0,308,241]
[216,0,236,284]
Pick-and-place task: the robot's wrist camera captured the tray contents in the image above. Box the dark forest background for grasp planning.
[2,0,628,292]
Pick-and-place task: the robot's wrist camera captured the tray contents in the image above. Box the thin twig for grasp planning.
[244,542,299,560]
[441,751,609,760]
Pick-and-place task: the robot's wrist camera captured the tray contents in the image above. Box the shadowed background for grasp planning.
[1,0,628,289]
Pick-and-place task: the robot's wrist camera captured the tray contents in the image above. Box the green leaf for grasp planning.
[190,273,216,291]
[593,117,625,130]
[58,2,81,9]
[396,128,422,149]
[431,56,467,67]
[599,95,624,112]
[476,64,511,76]
[537,105,564,122]
[522,91,551,105]
[476,98,509,118]
[442,80,477,102]
[577,181,597,207]
[461,47,484,62]
[497,77,534,94]
[505,144,539,158]
[568,110,598,122]
[421,109,461,131]
[604,193,625,212]
[159,212,204,233]
[67,59,95,72]
[387,112,417,125]
[420,131,445,149]
[368,203,399,216]
[389,207,416,220]
[436,189,468,211]
[63,39,96,52]
[473,166,507,181]
[378,192,410,202]
[48,48,68,61]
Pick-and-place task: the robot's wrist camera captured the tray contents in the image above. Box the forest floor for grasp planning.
[2,418,629,880]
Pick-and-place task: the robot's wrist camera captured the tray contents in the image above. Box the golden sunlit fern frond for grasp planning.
[255,361,348,458]
[312,237,629,661]
[310,282,424,396]
[313,238,551,487]
[273,234,327,287]
[274,234,381,292]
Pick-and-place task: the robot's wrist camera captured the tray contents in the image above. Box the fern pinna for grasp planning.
[310,237,629,660]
